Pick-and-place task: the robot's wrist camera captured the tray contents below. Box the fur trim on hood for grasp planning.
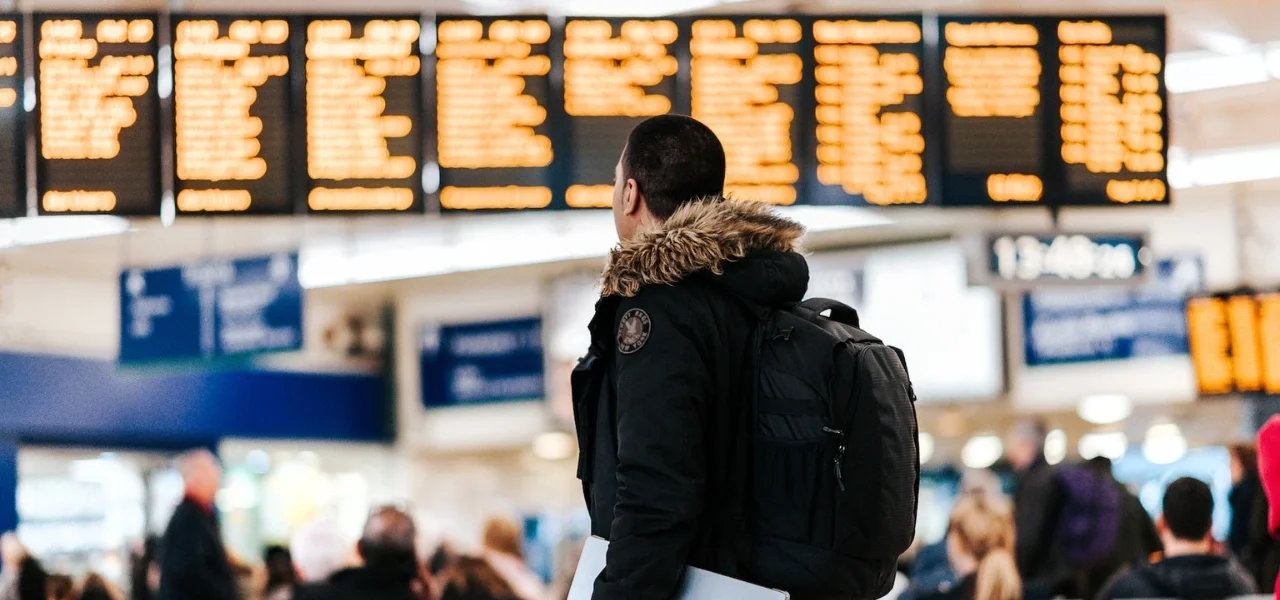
[600,196,805,298]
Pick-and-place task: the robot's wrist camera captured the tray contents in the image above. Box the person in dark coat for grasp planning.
[0,533,48,600]
[1227,443,1280,592]
[1073,457,1161,600]
[294,507,425,600]
[573,115,810,600]
[156,449,238,600]
[1097,477,1257,600]
[1005,419,1064,597]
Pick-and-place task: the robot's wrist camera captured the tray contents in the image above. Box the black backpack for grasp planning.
[747,298,920,599]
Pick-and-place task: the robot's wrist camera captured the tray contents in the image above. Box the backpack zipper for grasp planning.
[824,427,847,492]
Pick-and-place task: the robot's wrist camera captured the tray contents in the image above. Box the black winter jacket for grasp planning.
[573,197,809,600]
[1096,554,1258,600]
[157,498,238,600]
[294,566,422,600]
[1015,457,1065,595]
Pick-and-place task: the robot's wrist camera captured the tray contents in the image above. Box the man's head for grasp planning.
[1158,477,1215,553]
[176,449,222,505]
[1006,419,1047,471]
[612,115,725,242]
[357,507,417,569]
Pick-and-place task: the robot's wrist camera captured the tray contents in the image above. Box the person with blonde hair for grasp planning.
[920,495,1021,600]
[480,517,546,600]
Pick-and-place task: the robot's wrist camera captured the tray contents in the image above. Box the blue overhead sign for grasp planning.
[420,317,544,408]
[120,253,303,363]
[1024,256,1203,366]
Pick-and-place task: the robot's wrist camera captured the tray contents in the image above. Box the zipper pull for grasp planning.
[834,445,847,492]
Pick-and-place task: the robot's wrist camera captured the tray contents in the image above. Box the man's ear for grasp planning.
[623,179,642,217]
[1155,515,1167,536]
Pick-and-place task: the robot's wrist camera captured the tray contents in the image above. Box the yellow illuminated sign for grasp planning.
[1188,294,1280,395]
[310,187,413,211]
[1187,297,1234,396]
[692,19,802,205]
[440,186,552,210]
[1227,295,1263,392]
[39,17,154,213]
[0,20,15,110]
[566,184,614,208]
[1057,21,1165,204]
[563,19,676,117]
[437,19,553,171]
[307,19,421,211]
[1261,294,1280,394]
[813,20,926,206]
[987,174,1043,202]
[39,18,154,162]
[41,190,116,212]
[943,22,1040,119]
[174,19,289,213]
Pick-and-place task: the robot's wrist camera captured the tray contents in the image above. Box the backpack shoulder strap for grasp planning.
[797,298,860,327]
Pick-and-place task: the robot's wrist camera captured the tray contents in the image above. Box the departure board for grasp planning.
[0,15,23,218]
[935,17,1049,207]
[807,17,929,206]
[1262,294,1280,395]
[690,18,803,206]
[306,16,423,213]
[1052,17,1167,205]
[436,17,554,211]
[173,17,294,215]
[1187,293,1280,396]
[562,18,679,209]
[35,14,161,215]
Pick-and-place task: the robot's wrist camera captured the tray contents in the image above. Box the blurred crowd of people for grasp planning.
[900,420,1276,600]
[0,450,558,600]
[5,429,1280,600]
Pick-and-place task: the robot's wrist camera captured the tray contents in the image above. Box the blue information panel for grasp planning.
[1024,255,1203,366]
[120,253,303,363]
[420,317,545,408]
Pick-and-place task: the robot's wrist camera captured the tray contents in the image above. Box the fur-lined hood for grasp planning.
[600,197,806,298]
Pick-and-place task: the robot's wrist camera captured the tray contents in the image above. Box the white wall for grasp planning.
[0,271,117,357]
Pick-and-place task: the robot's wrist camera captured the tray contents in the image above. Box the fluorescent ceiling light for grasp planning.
[1268,46,1280,78]
[918,432,935,465]
[1165,50,1269,93]
[1044,429,1068,465]
[1077,394,1133,425]
[1079,431,1128,461]
[960,434,1002,469]
[299,206,891,289]
[1142,423,1187,465]
[1173,144,1280,188]
[1194,31,1251,55]
[0,215,130,249]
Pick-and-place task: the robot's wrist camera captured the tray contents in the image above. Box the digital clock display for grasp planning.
[987,232,1149,286]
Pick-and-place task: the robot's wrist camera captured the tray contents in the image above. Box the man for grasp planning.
[295,507,423,600]
[572,114,808,599]
[1097,477,1257,599]
[1005,419,1063,595]
[157,450,238,600]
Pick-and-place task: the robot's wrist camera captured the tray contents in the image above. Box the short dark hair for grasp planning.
[1163,477,1214,541]
[622,114,725,220]
[358,507,417,568]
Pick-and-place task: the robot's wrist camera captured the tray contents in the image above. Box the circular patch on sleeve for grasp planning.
[617,308,652,354]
